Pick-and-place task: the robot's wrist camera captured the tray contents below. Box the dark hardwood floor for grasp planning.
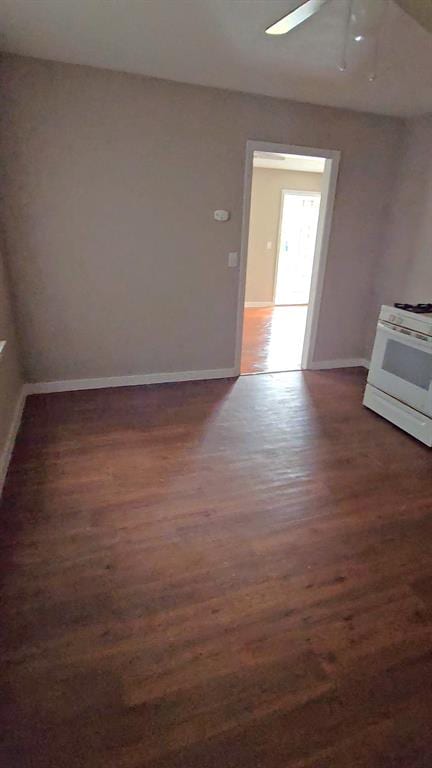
[2,368,432,767]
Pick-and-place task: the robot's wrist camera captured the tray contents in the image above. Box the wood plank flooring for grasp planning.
[2,368,432,767]
[241,305,307,374]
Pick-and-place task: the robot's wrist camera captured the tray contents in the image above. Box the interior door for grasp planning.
[274,191,321,306]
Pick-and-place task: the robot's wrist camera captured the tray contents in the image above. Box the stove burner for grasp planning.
[394,303,432,314]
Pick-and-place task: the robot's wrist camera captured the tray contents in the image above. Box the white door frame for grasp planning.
[272,188,321,306]
[234,140,340,375]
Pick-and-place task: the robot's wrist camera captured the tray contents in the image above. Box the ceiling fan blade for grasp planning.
[394,0,432,34]
[265,0,330,35]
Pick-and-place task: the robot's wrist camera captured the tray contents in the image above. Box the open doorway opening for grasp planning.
[235,142,340,376]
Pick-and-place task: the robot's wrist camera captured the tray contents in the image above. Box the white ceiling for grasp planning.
[253,152,326,172]
[2,0,432,117]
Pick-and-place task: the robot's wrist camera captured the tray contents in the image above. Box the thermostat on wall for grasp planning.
[214,209,230,222]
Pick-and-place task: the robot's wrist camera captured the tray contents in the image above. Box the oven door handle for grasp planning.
[377,321,432,352]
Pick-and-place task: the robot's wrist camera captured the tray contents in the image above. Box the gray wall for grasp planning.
[0,55,404,382]
[245,168,323,304]
[368,114,432,353]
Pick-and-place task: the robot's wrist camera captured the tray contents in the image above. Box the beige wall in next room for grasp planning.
[245,168,323,305]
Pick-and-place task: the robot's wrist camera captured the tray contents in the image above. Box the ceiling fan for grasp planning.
[265,0,432,81]
[265,0,432,36]
[265,0,330,35]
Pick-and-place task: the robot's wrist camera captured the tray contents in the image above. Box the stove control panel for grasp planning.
[379,305,432,337]
[388,312,404,326]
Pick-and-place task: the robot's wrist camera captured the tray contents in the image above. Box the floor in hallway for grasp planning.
[241,305,308,375]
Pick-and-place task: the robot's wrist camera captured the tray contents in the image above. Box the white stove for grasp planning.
[381,305,432,337]
[363,305,432,446]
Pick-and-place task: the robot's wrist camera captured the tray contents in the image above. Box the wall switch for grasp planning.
[214,209,230,222]
[266,240,272,250]
[228,252,239,267]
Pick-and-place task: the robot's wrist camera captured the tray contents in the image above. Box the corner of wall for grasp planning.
[0,241,26,493]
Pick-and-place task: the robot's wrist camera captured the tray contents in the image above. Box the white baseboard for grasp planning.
[0,386,26,494]
[244,302,274,308]
[25,367,237,395]
[309,358,369,371]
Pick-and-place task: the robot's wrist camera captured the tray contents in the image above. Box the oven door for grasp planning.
[368,320,432,416]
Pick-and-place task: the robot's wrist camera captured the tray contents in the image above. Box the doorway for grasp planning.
[274,190,321,305]
[235,141,340,376]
